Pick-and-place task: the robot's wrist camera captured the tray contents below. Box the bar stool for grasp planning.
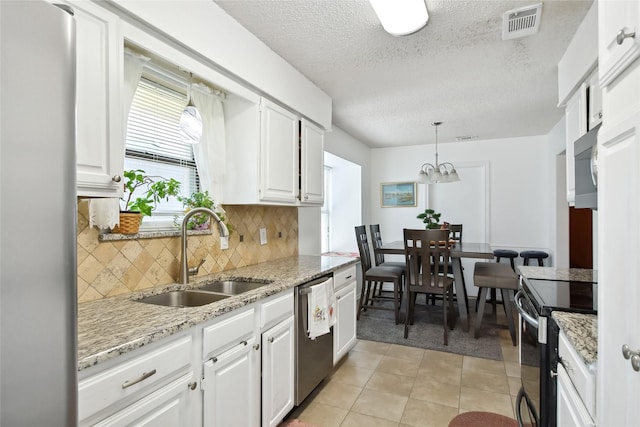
[493,249,518,270]
[473,262,518,345]
[520,250,549,266]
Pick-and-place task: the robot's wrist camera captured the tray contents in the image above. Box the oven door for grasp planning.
[515,289,541,427]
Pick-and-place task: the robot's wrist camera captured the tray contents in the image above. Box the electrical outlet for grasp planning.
[220,236,229,250]
[260,228,267,245]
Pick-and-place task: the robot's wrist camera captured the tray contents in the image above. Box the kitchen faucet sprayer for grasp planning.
[179,207,229,284]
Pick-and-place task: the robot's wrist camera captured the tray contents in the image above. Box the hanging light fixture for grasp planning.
[179,72,203,144]
[368,0,429,36]
[417,122,460,184]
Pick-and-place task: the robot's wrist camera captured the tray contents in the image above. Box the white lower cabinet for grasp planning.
[333,265,358,365]
[202,337,261,427]
[261,315,295,427]
[94,372,196,427]
[557,364,595,427]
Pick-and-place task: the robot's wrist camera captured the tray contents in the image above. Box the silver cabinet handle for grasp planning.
[122,369,157,389]
[617,29,636,45]
[188,382,197,390]
[304,194,309,200]
[268,337,274,343]
[337,295,341,300]
[345,275,352,280]
[254,343,260,350]
[622,344,640,372]
[112,175,122,183]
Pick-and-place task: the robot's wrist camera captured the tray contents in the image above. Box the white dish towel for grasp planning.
[87,198,120,229]
[307,281,330,340]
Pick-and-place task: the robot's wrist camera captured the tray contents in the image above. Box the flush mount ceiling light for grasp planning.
[418,122,460,184]
[179,72,203,144]
[369,0,429,36]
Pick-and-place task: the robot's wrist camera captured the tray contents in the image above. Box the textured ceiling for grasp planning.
[214,0,593,148]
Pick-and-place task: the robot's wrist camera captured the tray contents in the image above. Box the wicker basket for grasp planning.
[112,211,142,234]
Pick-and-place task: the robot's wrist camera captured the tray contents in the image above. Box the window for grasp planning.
[125,68,199,230]
[321,165,332,253]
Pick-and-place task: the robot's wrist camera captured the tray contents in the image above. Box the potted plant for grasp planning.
[177,190,233,233]
[417,208,442,229]
[113,169,181,234]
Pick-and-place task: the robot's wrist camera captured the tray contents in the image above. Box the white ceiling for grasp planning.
[214,0,593,148]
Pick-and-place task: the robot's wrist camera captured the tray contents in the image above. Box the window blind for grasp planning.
[125,75,199,228]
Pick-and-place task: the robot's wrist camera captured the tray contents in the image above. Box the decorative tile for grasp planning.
[76,203,299,301]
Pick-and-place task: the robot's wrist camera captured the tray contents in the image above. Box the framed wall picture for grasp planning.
[380,182,417,207]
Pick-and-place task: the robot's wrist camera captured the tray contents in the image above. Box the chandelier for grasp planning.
[417,122,460,184]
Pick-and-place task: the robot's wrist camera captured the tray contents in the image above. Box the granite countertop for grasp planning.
[78,255,359,372]
[552,311,598,366]
[518,266,597,283]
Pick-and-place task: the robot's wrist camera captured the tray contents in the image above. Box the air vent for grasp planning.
[502,3,542,40]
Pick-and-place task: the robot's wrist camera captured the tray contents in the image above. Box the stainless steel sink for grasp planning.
[136,290,230,308]
[197,280,271,295]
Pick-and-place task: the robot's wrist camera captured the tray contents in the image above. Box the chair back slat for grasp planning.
[355,225,373,271]
[449,224,463,242]
[403,228,451,294]
[369,224,386,265]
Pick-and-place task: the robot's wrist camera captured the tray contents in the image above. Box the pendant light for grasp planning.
[417,122,460,184]
[179,72,203,144]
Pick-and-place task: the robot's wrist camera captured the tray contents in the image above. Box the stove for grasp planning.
[515,275,597,427]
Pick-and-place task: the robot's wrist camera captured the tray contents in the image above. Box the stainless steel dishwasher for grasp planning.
[294,275,334,406]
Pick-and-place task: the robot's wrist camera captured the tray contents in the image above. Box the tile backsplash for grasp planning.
[77,201,298,302]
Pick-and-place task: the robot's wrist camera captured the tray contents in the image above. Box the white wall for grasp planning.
[370,135,553,256]
[325,153,361,253]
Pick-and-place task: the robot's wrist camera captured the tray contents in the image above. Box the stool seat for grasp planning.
[493,249,518,258]
[520,250,549,266]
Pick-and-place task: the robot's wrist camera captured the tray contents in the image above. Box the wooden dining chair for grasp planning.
[369,224,407,271]
[355,225,404,324]
[403,228,456,345]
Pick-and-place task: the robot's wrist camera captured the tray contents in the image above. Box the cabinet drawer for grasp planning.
[203,307,256,357]
[260,290,294,331]
[78,335,192,421]
[333,265,357,291]
[558,330,596,419]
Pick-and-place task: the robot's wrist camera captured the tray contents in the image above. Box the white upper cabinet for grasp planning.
[588,69,603,130]
[300,119,324,205]
[259,98,299,203]
[599,0,640,87]
[224,96,325,206]
[565,87,588,205]
[71,0,124,197]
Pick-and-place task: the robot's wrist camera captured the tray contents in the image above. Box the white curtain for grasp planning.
[123,48,150,120]
[191,83,226,203]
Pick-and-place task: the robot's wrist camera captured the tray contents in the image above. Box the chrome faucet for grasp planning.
[179,207,230,285]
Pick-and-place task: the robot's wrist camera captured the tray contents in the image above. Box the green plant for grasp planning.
[417,208,442,229]
[177,190,233,233]
[121,169,181,217]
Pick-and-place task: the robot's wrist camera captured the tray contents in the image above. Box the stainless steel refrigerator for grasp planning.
[1,1,78,425]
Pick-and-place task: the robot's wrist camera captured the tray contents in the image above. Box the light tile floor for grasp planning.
[286,326,520,427]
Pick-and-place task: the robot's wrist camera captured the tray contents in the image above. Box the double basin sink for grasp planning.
[136,280,271,308]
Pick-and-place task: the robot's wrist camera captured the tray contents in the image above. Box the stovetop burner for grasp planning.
[523,278,597,317]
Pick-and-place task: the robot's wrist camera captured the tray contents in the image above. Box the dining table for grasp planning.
[375,240,494,332]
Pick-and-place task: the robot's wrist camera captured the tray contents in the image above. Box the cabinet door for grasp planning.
[259,98,298,203]
[93,372,196,427]
[72,0,124,197]
[202,337,260,427]
[557,365,595,427]
[334,281,357,365]
[597,112,640,426]
[565,86,587,206]
[261,315,295,427]
[588,69,602,130]
[599,0,640,87]
[300,119,325,205]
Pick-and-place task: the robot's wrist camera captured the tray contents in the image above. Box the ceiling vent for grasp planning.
[502,3,542,40]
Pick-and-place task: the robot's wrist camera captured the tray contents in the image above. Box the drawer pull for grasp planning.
[188,382,197,390]
[345,275,352,280]
[121,369,157,389]
[623,344,640,372]
[254,344,260,350]
[241,340,248,346]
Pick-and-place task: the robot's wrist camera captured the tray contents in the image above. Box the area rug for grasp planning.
[356,297,505,360]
